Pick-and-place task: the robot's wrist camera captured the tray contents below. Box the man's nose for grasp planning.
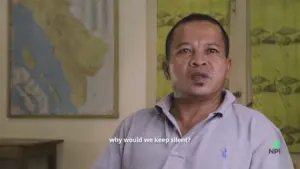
[188,52,207,67]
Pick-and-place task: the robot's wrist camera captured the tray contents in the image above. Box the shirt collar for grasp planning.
[155,89,237,117]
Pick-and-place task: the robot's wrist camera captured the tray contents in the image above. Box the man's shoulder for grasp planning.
[123,107,157,122]
[117,108,158,133]
[232,103,283,147]
[232,103,278,129]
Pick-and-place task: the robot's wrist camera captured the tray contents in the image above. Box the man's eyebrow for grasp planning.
[175,42,190,48]
[207,43,220,47]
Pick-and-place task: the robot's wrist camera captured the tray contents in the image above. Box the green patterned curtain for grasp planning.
[250,0,300,152]
[157,0,231,101]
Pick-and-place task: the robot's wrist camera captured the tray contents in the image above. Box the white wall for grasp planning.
[0,0,157,169]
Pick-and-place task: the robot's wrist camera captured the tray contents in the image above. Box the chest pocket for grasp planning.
[182,140,252,169]
[213,143,252,169]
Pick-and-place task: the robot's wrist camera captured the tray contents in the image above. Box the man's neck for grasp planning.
[171,91,224,135]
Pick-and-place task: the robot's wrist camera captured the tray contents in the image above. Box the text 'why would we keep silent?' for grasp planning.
[109,137,191,144]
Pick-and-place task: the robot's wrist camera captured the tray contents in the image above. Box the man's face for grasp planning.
[166,21,231,97]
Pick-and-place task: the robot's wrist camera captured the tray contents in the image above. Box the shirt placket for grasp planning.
[162,114,224,169]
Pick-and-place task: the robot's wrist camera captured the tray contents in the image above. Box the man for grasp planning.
[93,13,294,169]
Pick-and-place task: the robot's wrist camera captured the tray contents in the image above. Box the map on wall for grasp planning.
[8,0,118,118]
[157,0,230,101]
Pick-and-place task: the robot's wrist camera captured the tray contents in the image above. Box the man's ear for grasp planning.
[225,57,232,80]
[162,60,170,80]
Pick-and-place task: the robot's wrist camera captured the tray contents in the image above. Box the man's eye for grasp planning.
[207,48,218,53]
[178,48,192,54]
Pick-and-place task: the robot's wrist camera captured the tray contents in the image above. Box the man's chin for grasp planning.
[187,86,212,97]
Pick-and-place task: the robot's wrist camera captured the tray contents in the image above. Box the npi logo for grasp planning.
[269,142,281,154]
[269,148,280,154]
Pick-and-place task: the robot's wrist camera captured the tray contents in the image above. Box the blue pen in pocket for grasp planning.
[222,148,228,169]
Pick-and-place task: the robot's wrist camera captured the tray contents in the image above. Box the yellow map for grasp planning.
[10,0,116,115]
[18,0,108,107]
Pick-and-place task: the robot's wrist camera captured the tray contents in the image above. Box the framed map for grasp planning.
[7,0,118,118]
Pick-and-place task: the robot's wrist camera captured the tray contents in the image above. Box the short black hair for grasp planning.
[165,13,230,61]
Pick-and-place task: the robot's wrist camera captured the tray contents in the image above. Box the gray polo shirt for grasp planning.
[93,90,294,169]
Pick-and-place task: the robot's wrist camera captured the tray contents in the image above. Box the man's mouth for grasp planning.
[190,72,210,81]
[189,72,211,86]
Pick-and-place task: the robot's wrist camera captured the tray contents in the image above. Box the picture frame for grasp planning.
[7,0,119,118]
